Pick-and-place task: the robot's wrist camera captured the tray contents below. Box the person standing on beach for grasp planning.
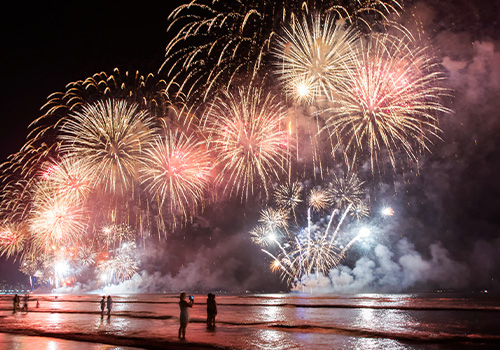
[206,293,211,327]
[13,294,19,313]
[106,295,113,317]
[178,292,194,339]
[100,296,106,317]
[206,293,217,329]
[22,294,29,312]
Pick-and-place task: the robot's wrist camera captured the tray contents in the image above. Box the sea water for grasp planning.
[1,293,499,349]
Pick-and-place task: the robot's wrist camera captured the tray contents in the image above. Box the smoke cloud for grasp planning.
[297,239,470,293]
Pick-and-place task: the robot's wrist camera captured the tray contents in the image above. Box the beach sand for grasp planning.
[0,332,143,350]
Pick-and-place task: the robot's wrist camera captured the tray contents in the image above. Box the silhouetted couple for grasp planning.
[100,295,113,318]
[177,292,218,339]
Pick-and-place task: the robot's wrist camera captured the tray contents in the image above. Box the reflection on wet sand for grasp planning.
[0,333,142,350]
[0,293,499,350]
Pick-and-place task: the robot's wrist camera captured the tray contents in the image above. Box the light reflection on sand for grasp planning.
[0,333,141,350]
[1,293,499,349]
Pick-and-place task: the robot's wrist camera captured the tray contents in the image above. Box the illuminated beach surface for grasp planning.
[0,333,142,350]
[1,293,500,349]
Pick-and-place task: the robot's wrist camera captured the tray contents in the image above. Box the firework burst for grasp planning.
[323,35,451,172]
[273,14,360,104]
[39,156,94,203]
[0,222,26,258]
[258,208,289,231]
[7,70,169,195]
[274,181,303,214]
[59,99,158,195]
[328,171,366,211]
[204,87,292,200]
[99,223,136,249]
[29,182,88,249]
[308,188,332,211]
[140,129,212,231]
[162,0,401,102]
[250,175,370,286]
[98,242,139,285]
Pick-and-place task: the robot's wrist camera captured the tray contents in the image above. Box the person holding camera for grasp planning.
[178,292,194,339]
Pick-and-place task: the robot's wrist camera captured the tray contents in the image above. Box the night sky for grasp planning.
[1,1,499,292]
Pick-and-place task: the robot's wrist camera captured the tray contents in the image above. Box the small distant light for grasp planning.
[382,207,394,216]
[359,227,371,237]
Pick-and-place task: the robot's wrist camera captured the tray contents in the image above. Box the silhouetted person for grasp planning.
[206,293,211,327]
[106,295,113,317]
[207,293,217,329]
[13,294,19,313]
[22,294,29,312]
[100,296,106,317]
[178,292,194,339]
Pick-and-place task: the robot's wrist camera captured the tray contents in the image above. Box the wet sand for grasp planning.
[1,293,499,349]
[0,330,228,350]
[0,332,142,350]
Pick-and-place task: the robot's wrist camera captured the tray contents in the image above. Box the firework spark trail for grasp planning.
[59,99,158,195]
[140,129,212,231]
[98,242,139,285]
[0,223,25,258]
[0,178,34,224]
[271,12,360,177]
[250,174,369,286]
[204,87,292,200]
[274,181,303,213]
[273,14,360,104]
[329,202,353,244]
[39,156,94,203]
[162,0,402,102]
[28,182,88,250]
[99,223,136,249]
[35,69,170,132]
[323,35,451,172]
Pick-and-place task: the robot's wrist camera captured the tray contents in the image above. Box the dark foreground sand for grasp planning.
[0,331,230,350]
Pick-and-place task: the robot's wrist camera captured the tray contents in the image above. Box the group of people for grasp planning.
[12,294,32,313]
[94,292,215,339]
[99,295,113,317]
[178,292,217,339]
